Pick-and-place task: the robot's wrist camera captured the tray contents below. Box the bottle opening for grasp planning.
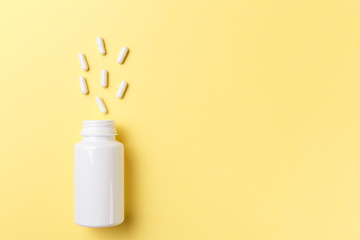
[81,120,118,136]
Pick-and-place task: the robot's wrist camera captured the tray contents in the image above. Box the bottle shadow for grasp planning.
[91,125,137,236]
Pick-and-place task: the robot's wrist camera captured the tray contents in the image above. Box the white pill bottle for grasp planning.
[74,120,124,227]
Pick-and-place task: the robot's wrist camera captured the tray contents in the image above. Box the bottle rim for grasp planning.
[81,120,118,136]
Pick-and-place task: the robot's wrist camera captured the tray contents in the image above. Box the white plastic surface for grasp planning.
[101,70,108,88]
[117,47,128,64]
[96,37,106,55]
[116,81,128,98]
[95,97,107,114]
[78,53,89,71]
[79,76,88,94]
[74,120,124,228]
[81,120,117,136]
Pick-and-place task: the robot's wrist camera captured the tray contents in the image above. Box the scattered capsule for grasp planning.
[78,53,89,71]
[96,37,106,55]
[117,46,128,64]
[116,81,128,98]
[96,97,107,114]
[79,76,88,94]
[101,70,108,87]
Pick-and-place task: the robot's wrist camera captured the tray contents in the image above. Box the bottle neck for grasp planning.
[82,135,116,141]
[81,120,118,136]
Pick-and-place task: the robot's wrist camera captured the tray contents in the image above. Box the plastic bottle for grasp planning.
[74,120,124,227]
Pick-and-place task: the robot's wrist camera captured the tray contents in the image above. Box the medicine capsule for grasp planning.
[117,47,128,64]
[96,97,108,114]
[96,37,106,55]
[116,81,128,98]
[79,76,88,94]
[78,53,89,71]
[101,70,108,87]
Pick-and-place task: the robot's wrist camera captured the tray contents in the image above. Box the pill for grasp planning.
[79,76,88,94]
[96,37,106,55]
[101,69,108,87]
[78,53,89,71]
[96,97,107,114]
[116,81,128,98]
[117,46,128,64]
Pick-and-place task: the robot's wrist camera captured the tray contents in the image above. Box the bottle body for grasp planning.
[74,121,124,227]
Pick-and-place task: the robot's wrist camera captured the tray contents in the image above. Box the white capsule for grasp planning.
[116,81,128,98]
[79,76,88,94]
[78,53,88,71]
[101,69,108,87]
[117,46,129,64]
[96,37,106,55]
[96,97,107,114]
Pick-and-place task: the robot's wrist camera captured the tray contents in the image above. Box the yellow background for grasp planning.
[1,0,360,239]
